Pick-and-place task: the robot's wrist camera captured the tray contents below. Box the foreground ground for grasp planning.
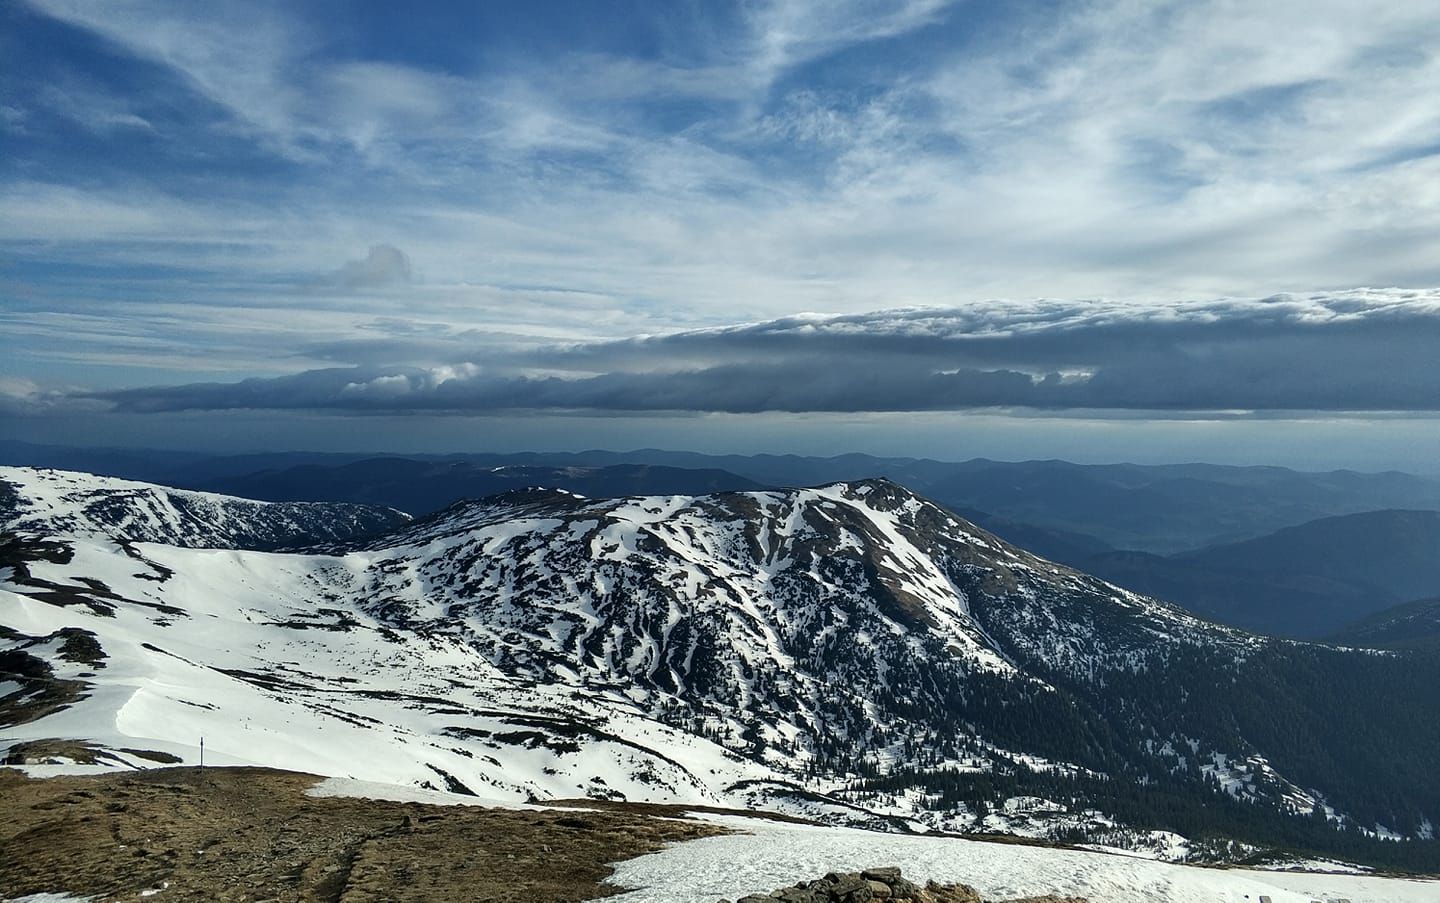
[0,766,719,902]
[0,766,1071,903]
[3,765,1438,903]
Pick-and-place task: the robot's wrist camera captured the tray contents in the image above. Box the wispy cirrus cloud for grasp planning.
[6,0,1440,459]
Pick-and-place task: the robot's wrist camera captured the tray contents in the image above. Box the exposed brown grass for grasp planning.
[0,765,723,902]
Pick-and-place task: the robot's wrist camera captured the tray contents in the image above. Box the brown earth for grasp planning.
[0,765,722,902]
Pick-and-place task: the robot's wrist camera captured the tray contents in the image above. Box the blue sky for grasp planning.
[4,1,1440,468]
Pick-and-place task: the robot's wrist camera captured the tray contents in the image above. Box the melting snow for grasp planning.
[606,816,1440,903]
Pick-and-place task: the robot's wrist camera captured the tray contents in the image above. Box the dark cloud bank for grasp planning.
[92,290,1440,415]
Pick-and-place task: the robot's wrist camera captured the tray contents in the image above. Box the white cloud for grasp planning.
[328,245,413,288]
[741,0,954,91]
[10,0,1440,394]
[0,376,104,414]
[24,0,313,151]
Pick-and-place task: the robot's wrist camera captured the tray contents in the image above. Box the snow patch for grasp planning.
[605,816,1440,903]
[305,776,544,809]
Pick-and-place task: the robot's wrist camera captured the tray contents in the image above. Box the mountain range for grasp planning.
[8,442,1440,640]
[9,441,1440,553]
[4,466,1439,871]
[203,459,768,517]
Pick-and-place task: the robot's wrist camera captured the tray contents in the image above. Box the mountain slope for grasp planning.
[1328,596,1440,651]
[1084,510,1440,637]
[1080,549,1386,639]
[0,467,409,549]
[1177,509,1440,600]
[952,506,1117,567]
[4,474,1440,869]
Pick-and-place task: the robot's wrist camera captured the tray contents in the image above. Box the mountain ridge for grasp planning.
[0,466,410,550]
[10,440,1440,553]
[204,458,769,516]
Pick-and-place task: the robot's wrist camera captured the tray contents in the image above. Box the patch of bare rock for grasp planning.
[721,867,1087,903]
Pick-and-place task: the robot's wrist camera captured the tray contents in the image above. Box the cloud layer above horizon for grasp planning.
[4,2,1440,448]
[34,289,1437,416]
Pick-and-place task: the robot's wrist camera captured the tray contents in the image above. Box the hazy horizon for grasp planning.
[6,417,1440,477]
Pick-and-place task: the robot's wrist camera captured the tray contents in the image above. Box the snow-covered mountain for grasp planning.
[0,466,409,549]
[4,469,1439,869]
[351,482,1245,782]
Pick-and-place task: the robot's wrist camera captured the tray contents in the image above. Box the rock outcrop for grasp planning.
[721,866,1088,903]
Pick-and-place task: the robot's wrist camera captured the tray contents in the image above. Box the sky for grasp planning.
[3,0,1440,470]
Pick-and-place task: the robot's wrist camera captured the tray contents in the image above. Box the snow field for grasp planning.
[606,815,1440,903]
